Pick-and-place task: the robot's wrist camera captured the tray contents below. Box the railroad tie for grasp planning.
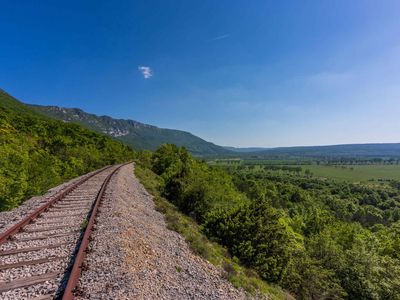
[15,231,78,242]
[0,256,64,270]
[0,242,70,256]
[23,225,76,233]
[0,272,60,293]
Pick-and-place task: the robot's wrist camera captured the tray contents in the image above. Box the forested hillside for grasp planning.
[0,90,135,210]
[137,144,400,299]
[30,104,230,156]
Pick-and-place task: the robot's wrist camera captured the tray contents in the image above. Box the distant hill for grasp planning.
[224,146,270,153]
[30,105,230,156]
[248,143,400,159]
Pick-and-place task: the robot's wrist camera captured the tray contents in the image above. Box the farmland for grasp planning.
[208,158,400,182]
[301,164,400,182]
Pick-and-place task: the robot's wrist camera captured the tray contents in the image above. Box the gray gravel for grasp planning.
[77,163,252,300]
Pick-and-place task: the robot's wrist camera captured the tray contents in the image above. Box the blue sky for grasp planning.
[1,0,400,147]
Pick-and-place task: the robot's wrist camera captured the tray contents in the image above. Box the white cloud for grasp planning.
[138,66,153,79]
[207,34,230,42]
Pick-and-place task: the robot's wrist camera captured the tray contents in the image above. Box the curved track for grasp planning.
[0,163,126,299]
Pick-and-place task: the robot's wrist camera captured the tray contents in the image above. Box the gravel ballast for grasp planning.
[78,163,250,300]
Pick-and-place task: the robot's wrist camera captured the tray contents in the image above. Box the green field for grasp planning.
[301,164,400,182]
[210,158,400,183]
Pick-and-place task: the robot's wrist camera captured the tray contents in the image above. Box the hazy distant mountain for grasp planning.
[223,146,270,153]
[250,143,400,159]
[29,104,231,156]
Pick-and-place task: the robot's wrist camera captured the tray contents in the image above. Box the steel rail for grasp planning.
[0,165,111,245]
[61,162,129,300]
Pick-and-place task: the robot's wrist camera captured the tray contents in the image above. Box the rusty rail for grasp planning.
[61,163,128,300]
[0,166,111,245]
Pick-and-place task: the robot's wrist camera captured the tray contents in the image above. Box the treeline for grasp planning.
[141,144,400,299]
[240,158,400,166]
[0,91,135,210]
[316,158,400,165]
[244,165,302,173]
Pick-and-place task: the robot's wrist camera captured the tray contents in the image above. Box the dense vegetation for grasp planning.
[134,161,288,299]
[30,104,229,156]
[0,90,135,210]
[142,144,400,299]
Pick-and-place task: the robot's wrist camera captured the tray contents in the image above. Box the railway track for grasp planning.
[0,163,126,299]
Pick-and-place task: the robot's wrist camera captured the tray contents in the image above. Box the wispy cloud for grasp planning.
[138,66,153,79]
[207,34,230,42]
[303,71,354,87]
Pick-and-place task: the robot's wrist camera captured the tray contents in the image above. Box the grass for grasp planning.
[175,265,183,272]
[134,163,291,300]
[301,164,400,182]
[80,219,88,230]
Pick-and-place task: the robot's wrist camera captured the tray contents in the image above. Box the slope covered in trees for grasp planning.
[139,144,400,299]
[0,90,135,210]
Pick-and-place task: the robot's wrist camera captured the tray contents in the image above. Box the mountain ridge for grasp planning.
[29,104,231,156]
[223,146,271,153]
